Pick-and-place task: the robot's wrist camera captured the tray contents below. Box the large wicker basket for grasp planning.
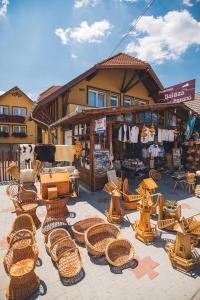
[85,223,120,256]
[105,239,135,267]
[72,217,105,244]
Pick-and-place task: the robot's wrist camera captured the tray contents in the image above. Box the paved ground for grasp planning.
[0,175,200,300]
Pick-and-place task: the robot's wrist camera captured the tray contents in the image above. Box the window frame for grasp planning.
[13,125,26,134]
[88,89,106,108]
[12,106,27,117]
[124,96,132,107]
[0,124,9,133]
[0,105,9,115]
[110,94,119,107]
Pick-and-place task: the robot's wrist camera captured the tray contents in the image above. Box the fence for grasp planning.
[0,150,18,183]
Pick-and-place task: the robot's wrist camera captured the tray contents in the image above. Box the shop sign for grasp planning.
[95,117,106,133]
[159,79,195,104]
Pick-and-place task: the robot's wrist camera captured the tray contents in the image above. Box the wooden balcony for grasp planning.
[0,114,25,124]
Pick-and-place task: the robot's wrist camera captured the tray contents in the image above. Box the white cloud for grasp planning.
[125,10,200,64]
[55,28,70,45]
[0,0,9,17]
[183,0,200,6]
[0,90,5,95]
[55,20,112,44]
[71,53,77,59]
[74,0,98,8]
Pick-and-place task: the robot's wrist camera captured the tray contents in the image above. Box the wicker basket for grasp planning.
[72,217,105,244]
[54,238,82,278]
[50,236,74,262]
[85,223,120,256]
[105,239,135,267]
[45,228,70,254]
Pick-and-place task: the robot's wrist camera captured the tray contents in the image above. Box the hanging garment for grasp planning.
[149,144,160,158]
[148,128,155,142]
[158,146,165,158]
[55,145,75,162]
[142,147,150,159]
[34,144,56,163]
[158,128,162,143]
[168,130,175,142]
[74,125,79,136]
[118,126,122,141]
[19,144,35,164]
[141,127,150,143]
[129,126,139,143]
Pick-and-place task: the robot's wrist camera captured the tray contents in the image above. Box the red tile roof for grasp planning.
[96,53,148,68]
[38,85,61,102]
[184,93,200,115]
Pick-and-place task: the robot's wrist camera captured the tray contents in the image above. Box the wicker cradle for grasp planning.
[85,223,121,256]
[72,217,105,244]
[105,239,135,267]
[54,238,82,278]
[7,214,36,243]
[45,228,70,254]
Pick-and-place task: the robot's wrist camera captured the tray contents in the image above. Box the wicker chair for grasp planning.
[6,184,20,200]
[45,228,70,254]
[8,229,39,257]
[14,188,40,228]
[85,223,121,256]
[3,245,40,300]
[7,214,36,244]
[54,238,82,278]
[183,173,196,193]
[122,178,142,210]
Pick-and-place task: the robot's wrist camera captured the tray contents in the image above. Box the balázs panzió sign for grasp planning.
[159,79,195,103]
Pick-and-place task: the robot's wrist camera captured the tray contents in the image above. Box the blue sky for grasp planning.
[0,0,200,100]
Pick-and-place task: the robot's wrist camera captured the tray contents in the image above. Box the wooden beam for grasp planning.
[125,73,149,93]
[120,70,127,93]
[122,71,138,93]
[86,71,98,81]
[62,92,69,117]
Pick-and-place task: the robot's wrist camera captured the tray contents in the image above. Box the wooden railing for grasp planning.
[0,150,18,182]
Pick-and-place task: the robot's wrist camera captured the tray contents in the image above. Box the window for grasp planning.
[124,96,131,107]
[88,90,106,108]
[13,107,26,117]
[13,126,26,133]
[0,125,9,132]
[133,99,147,106]
[110,95,118,107]
[0,106,8,115]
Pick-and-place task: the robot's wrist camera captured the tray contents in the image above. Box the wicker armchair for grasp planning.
[3,245,40,300]
[7,214,36,244]
[122,178,142,210]
[14,188,40,228]
[6,184,20,199]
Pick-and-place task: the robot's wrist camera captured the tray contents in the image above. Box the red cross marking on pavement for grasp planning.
[129,255,160,280]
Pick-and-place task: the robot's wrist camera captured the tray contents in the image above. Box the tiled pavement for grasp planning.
[0,175,200,300]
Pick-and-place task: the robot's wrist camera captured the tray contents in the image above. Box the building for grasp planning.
[33,53,163,143]
[0,86,37,150]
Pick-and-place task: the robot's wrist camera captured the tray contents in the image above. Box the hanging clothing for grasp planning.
[74,125,79,136]
[19,144,35,164]
[118,125,129,142]
[34,144,56,163]
[141,127,150,143]
[129,126,139,143]
[142,147,150,159]
[55,145,75,162]
[149,144,160,158]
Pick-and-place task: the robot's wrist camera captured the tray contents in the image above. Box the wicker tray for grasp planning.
[105,239,135,267]
[85,223,120,256]
[72,217,105,244]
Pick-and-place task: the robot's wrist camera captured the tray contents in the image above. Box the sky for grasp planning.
[0,0,200,101]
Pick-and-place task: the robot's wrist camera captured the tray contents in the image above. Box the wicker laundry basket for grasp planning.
[85,223,120,256]
[72,217,105,244]
[105,239,135,267]
[45,228,70,254]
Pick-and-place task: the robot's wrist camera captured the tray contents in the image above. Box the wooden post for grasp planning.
[90,120,95,192]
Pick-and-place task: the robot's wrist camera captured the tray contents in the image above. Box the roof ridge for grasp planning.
[39,85,61,96]
[95,52,123,66]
